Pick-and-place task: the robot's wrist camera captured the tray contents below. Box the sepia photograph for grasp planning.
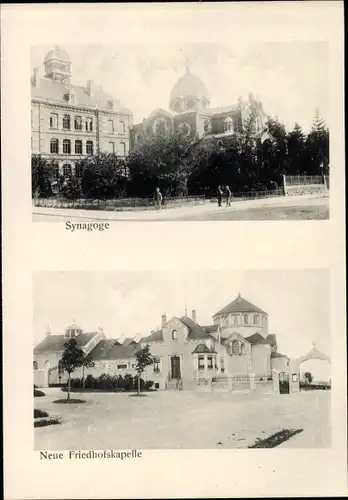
[33,269,331,450]
[31,42,330,222]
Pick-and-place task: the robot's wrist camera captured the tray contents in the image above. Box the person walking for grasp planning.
[225,185,232,207]
[217,185,223,207]
[153,187,163,210]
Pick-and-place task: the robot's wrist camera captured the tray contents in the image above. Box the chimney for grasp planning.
[32,67,39,87]
[86,80,94,96]
[192,309,197,323]
[161,314,167,326]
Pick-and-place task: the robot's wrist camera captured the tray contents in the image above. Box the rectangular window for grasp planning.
[49,113,58,129]
[107,120,114,133]
[117,364,127,369]
[74,116,82,131]
[198,356,204,370]
[63,140,71,154]
[62,115,70,130]
[153,358,161,373]
[207,356,213,369]
[86,141,94,155]
[108,142,115,153]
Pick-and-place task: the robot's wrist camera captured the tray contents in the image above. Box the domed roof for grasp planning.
[44,46,70,63]
[214,294,267,316]
[170,68,209,102]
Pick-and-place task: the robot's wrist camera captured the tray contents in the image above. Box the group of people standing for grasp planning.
[217,185,232,207]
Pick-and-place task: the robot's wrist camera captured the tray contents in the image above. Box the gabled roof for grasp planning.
[206,104,240,115]
[214,295,267,316]
[89,339,140,360]
[122,337,138,347]
[179,316,211,340]
[192,343,216,354]
[146,108,173,120]
[31,78,132,115]
[244,333,271,345]
[202,324,219,334]
[34,332,97,354]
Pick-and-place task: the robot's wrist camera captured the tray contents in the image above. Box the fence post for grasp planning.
[282,174,287,196]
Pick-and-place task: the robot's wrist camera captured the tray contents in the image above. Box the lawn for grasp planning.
[34,389,330,450]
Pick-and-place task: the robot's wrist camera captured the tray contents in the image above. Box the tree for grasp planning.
[31,155,56,198]
[286,123,306,175]
[59,338,86,402]
[306,109,329,175]
[80,153,128,199]
[134,345,153,396]
[304,371,313,385]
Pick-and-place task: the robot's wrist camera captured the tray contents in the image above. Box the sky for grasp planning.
[31,42,329,133]
[33,269,330,359]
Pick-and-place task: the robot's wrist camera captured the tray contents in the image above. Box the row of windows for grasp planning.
[229,340,246,355]
[107,119,126,134]
[50,138,94,155]
[219,314,265,327]
[198,355,217,370]
[50,114,94,132]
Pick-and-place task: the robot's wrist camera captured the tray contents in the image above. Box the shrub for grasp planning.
[34,386,46,397]
[34,408,49,419]
[68,373,155,392]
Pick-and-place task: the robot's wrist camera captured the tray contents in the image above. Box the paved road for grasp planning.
[33,196,329,222]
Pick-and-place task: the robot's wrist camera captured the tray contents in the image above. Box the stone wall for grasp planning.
[284,184,327,197]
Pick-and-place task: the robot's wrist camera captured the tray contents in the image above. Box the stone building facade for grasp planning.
[31,47,132,177]
[131,65,268,150]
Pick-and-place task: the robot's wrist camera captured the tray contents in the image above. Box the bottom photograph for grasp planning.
[33,269,331,450]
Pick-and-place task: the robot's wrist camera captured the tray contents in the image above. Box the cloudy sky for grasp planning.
[31,42,328,132]
[33,269,329,359]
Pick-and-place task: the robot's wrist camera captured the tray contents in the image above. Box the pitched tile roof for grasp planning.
[192,343,217,354]
[179,316,211,340]
[141,329,163,342]
[245,333,271,345]
[89,339,140,360]
[122,337,138,347]
[31,78,132,115]
[214,295,267,316]
[202,324,219,334]
[34,332,97,354]
[267,334,277,347]
[206,104,240,115]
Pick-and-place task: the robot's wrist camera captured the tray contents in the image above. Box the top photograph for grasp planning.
[31,42,329,222]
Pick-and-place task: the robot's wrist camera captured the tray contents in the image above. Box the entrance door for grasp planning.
[171,356,181,379]
[279,371,290,394]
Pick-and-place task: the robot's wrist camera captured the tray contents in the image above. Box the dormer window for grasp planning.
[231,340,239,354]
[172,330,178,340]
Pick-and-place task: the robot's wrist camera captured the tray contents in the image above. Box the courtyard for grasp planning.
[35,388,330,450]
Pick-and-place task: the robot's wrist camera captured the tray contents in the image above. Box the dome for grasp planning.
[44,46,70,63]
[170,68,209,102]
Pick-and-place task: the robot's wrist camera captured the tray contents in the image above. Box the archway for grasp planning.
[289,343,331,393]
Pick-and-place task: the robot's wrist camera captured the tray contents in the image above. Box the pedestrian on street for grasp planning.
[154,187,163,211]
[217,185,223,207]
[225,185,232,207]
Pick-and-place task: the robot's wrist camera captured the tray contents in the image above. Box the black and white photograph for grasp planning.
[31,42,330,222]
[33,270,331,450]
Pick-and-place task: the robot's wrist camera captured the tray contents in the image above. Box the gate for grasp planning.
[279,371,290,394]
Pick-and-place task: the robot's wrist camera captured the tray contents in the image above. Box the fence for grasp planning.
[210,189,285,203]
[33,195,206,211]
[284,175,324,186]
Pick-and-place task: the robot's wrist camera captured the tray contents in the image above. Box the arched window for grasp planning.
[86,141,94,155]
[224,116,234,133]
[63,164,72,177]
[172,330,178,340]
[120,120,126,133]
[50,138,59,154]
[232,340,239,354]
[49,113,58,129]
[75,164,83,178]
[62,115,71,130]
[74,116,82,130]
[33,361,38,370]
[85,118,93,132]
[63,139,71,154]
[108,142,115,153]
[243,314,249,325]
[75,140,82,154]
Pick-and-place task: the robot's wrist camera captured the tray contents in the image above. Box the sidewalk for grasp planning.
[33,193,328,221]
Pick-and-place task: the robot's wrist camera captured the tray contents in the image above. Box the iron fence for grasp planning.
[33,195,206,211]
[284,175,324,186]
[210,189,284,203]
